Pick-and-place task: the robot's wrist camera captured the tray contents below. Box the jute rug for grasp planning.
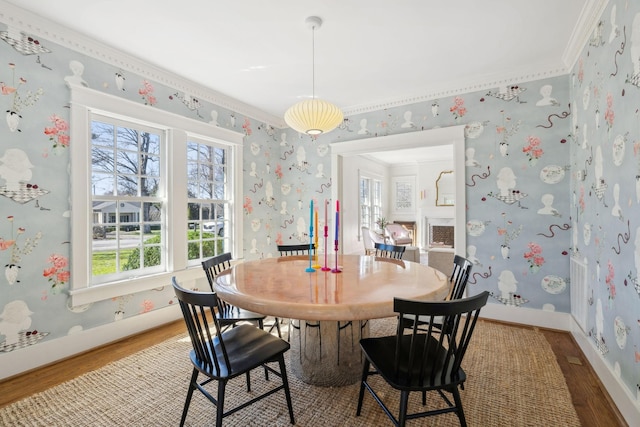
[0,319,580,426]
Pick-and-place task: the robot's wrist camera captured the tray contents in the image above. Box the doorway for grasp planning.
[330,125,466,255]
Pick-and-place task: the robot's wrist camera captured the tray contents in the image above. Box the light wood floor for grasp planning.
[0,319,628,426]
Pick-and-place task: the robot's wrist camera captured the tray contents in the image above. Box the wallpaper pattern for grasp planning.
[569,0,640,401]
[0,0,637,403]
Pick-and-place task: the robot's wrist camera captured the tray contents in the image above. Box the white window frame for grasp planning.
[359,171,384,232]
[69,84,244,306]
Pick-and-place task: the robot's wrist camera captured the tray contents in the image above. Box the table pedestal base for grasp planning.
[289,319,370,386]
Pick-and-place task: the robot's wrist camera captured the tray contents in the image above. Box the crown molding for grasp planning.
[561,0,609,70]
[341,65,569,117]
[0,0,285,128]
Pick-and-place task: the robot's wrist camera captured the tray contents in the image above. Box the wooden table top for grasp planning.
[214,254,450,321]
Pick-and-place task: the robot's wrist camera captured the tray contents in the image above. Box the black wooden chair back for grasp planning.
[449,254,472,300]
[202,252,237,318]
[172,277,295,427]
[277,243,316,256]
[201,253,282,337]
[356,291,489,427]
[402,254,474,336]
[374,242,406,259]
[202,252,233,288]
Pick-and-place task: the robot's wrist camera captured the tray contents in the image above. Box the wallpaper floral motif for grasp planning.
[0,0,637,405]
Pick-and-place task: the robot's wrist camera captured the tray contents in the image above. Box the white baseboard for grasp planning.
[1,304,182,381]
[480,301,573,330]
[481,302,640,426]
[570,318,640,426]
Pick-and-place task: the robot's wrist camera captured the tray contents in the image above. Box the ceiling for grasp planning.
[363,145,454,165]
[4,0,601,128]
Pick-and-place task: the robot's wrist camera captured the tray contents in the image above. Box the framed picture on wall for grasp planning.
[392,176,415,213]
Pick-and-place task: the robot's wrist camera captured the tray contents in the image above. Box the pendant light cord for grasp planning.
[311,24,316,100]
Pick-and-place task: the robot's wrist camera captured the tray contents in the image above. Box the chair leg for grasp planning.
[245,371,251,391]
[278,355,295,425]
[452,386,467,427]
[257,318,270,381]
[216,380,226,427]
[270,317,282,338]
[356,360,370,416]
[398,390,410,427]
[179,368,198,427]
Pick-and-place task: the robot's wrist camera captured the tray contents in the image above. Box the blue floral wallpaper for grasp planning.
[569,0,640,402]
[0,0,637,408]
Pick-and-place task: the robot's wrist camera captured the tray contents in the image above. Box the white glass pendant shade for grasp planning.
[284,98,344,135]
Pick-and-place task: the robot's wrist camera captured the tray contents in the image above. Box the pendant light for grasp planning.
[284,16,343,135]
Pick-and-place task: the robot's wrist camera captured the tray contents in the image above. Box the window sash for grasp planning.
[186,138,231,265]
[90,114,167,284]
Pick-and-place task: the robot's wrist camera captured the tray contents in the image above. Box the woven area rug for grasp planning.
[0,319,580,426]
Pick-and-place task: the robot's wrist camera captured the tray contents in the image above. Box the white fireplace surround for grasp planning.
[425,216,455,248]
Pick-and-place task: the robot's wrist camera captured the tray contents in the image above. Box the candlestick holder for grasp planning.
[322,225,331,271]
[306,227,315,272]
[312,241,321,269]
[331,241,342,273]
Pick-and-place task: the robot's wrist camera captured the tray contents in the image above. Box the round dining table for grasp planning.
[214,254,449,386]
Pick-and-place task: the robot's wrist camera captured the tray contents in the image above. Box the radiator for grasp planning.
[570,257,588,333]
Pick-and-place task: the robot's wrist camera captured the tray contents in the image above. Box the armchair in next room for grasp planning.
[384,223,413,246]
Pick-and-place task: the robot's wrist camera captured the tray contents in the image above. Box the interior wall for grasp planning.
[566,0,640,416]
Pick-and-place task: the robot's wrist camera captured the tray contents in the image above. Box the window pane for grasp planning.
[144,134,161,156]
[143,244,161,267]
[91,121,115,147]
[92,148,114,173]
[116,174,138,196]
[92,173,114,196]
[187,202,199,221]
[92,251,116,276]
[201,202,213,220]
[116,127,139,150]
[115,150,138,174]
[145,155,160,177]
[213,147,226,164]
[141,176,159,197]
[213,183,225,200]
[121,243,141,272]
[187,242,200,260]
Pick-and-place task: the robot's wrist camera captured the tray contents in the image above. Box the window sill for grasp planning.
[69,267,206,307]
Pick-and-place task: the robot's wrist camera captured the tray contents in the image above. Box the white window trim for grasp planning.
[68,83,244,306]
[358,170,384,235]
